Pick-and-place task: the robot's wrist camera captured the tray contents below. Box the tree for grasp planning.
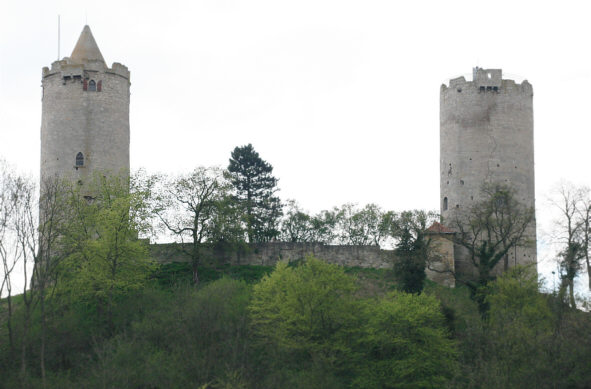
[280,202,339,244]
[391,210,439,294]
[34,176,71,386]
[59,172,153,333]
[249,257,458,388]
[10,172,38,386]
[354,291,458,388]
[0,161,71,386]
[309,209,339,244]
[10,173,70,385]
[447,183,535,314]
[228,144,282,243]
[155,167,238,284]
[455,267,557,388]
[334,203,393,246]
[279,200,315,242]
[0,160,20,356]
[249,257,361,378]
[549,183,588,307]
[578,191,591,291]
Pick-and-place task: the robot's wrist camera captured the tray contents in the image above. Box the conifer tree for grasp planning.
[228,144,282,243]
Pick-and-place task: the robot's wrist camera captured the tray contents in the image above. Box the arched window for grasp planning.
[443,197,448,211]
[76,152,84,167]
[88,80,96,92]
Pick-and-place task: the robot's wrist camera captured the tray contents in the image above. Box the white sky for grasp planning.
[2,0,591,294]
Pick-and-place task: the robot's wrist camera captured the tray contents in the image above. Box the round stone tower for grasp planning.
[440,67,536,274]
[40,25,130,185]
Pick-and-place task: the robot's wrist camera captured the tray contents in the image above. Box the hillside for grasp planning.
[1,260,590,388]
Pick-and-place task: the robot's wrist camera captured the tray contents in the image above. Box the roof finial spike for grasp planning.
[57,15,60,61]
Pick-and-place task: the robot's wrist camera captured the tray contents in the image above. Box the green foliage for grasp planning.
[250,257,459,388]
[154,166,243,284]
[450,183,535,314]
[335,203,392,246]
[392,251,426,294]
[279,200,339,243]
[279,202,440,251]
[58,173,154,331]
[355,292,458,388]
[250,258,362,387]
[3,259,591,388]
[152,263,273,287]
[479,267,555,387]
[228,144,282,243]
[487,266,553,328]
[151,262,195,286]
[58,278,254,388]
[444,267,591,389]
[392,210,439,294]
[279,199,315,242]
[393,223,426,294]
[250,258,360,360]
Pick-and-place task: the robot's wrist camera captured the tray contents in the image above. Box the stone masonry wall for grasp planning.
[440,68,536,274]
[41,59,130,186]
[150,242,395,269]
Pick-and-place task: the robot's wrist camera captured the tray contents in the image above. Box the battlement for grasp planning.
[441,68,532,95]
[43,59,129,80]
[473,67,502,87]
[107,62,130,80]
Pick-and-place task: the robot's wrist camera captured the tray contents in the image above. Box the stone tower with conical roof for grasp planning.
[40,25,130,186]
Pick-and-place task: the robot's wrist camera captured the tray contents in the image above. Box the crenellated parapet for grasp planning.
[442,68,532,96]
[42,59,129,82]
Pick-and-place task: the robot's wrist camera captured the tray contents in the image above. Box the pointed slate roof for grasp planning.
[70,25,105,63]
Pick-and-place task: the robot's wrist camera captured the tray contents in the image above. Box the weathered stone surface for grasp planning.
[150,242,395,269]
[440,68,537,275]
[40,25,130,187]
[425,235,455,287]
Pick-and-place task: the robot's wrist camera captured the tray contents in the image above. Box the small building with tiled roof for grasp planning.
[425,221,455,235]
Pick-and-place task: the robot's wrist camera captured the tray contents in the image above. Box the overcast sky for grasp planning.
[2,0,591,292]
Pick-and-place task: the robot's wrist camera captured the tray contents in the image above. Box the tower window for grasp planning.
[76,152,84,167]
[443,197,448,211]
[88,80,96,92]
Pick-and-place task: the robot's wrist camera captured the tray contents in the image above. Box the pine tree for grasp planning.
[228,144,282,242]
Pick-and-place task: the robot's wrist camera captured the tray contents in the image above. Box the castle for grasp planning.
[40,26,537,285]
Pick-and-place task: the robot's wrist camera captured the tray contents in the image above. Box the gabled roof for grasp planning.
[425,221,455,234]
[70,25,105,64]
